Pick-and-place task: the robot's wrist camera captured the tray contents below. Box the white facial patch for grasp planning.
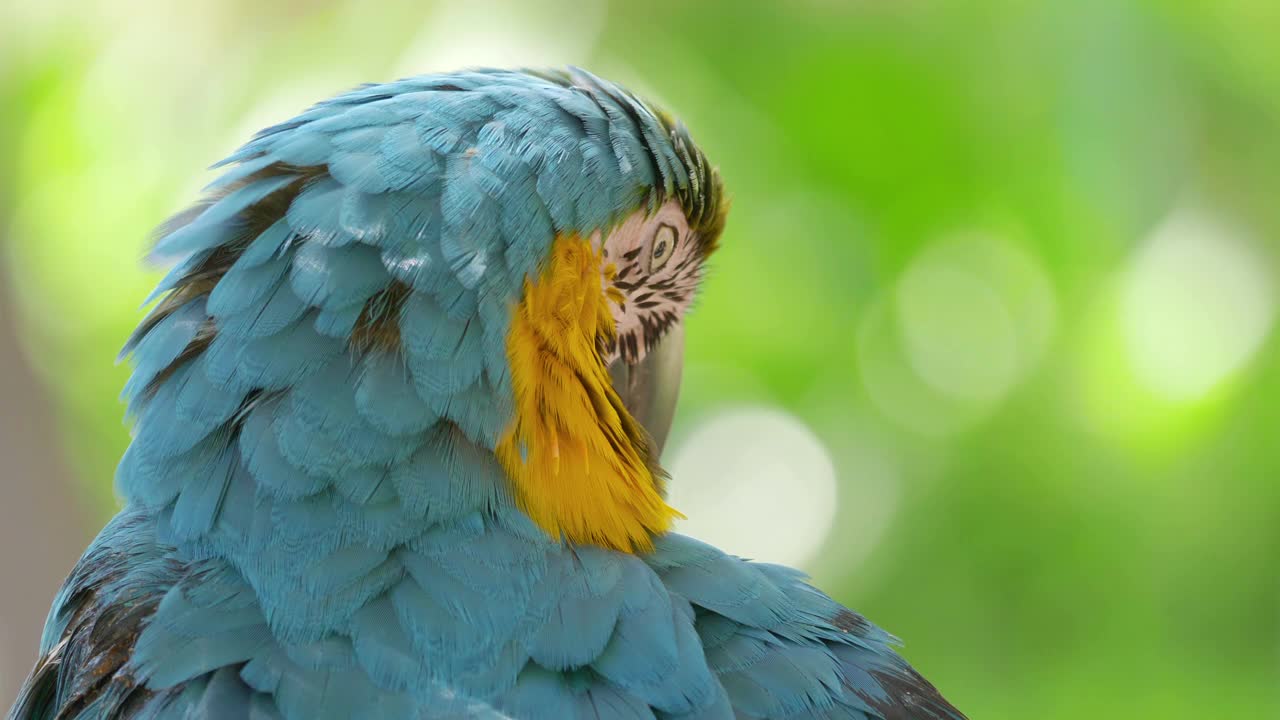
[597,200,702,365]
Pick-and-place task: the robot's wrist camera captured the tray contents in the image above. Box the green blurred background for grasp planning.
[2,0,1279,716]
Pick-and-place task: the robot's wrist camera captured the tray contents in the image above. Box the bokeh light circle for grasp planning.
[396,0,607,76]
[860,231,1057,434]
[896,265,1020,403]
[1120,207,1276,401]
[666,406,838,568]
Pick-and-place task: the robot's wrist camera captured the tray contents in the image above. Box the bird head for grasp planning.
[123,68,726,555]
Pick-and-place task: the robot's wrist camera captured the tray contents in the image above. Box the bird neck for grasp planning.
[497,233,680,553]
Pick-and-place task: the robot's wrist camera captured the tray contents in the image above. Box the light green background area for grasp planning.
[2,1,1279,716]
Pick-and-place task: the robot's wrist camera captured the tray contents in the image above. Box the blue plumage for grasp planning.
[207,253,292,319]
[152,175,300,262]
[218,281,309,338]
[11,68,964,720]
[354,351,439,436]
[286,179,357,248]
[288,242,389,310]
[120,297,207,399]
[238,399,328,501]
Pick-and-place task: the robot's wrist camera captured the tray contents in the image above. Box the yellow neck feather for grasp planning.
[497,234,681,553]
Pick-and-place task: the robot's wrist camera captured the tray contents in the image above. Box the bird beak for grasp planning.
[608,324,685,459]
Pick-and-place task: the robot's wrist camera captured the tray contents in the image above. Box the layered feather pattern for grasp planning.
[11,69,962,720]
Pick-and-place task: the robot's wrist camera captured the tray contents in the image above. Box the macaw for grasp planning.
[9,68,965,720]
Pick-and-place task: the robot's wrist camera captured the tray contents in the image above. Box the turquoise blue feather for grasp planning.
[166,441,238,543]
[205,314,343,392]
[354,351,439,436]
[217,282,309,338]
[400,291,484,396]
[263,131,333,166]
[288,242,388,310]
[238,398,329,501]
[151,175,300,262]
[138,249,211,307]
[203,153,277,192]
[285,178,356,247]
[207,254,293,319]
[121,297,207,403]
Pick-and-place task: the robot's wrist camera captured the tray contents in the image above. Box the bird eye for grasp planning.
[651,224,678,272]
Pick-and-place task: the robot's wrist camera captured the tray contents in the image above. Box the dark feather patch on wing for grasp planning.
[861,667,968,720]
[129,164,328,403]
[350,280,411,354]
[9,511,185,720]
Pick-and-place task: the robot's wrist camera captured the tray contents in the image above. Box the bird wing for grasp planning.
[5,510,279,720]
[645,533,965,720]
[11,513,963,720]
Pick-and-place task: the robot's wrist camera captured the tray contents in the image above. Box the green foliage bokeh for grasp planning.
[3,1,1279,716]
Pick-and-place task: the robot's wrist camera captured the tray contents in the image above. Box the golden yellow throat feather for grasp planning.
[497,234,681,553]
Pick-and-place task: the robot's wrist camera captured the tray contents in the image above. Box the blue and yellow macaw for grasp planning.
[9,68,964,720]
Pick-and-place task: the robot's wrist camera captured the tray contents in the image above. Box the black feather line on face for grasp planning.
[606,206,715,366]
[669,251,699,277]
